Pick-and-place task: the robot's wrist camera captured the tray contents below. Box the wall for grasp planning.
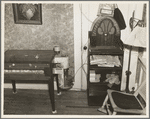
[4,3,74,89]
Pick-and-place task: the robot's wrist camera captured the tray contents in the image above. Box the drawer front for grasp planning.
[5,63,50,70]
[4,73,50,81]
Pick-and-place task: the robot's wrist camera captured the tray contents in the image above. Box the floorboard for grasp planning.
[3,89,105,115]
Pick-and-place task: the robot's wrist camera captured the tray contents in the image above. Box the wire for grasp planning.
[79,4,93,53]
[79,4,93,23]
[79,4,90,79]
[80,4,83,86]
[78,4,92,55]
[68,4,93,81]
[73,58,87,78]
[81,55,88,77]
[82,65,87,76]
[56,57,87,90]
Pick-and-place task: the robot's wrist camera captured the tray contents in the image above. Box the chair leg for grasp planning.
[102,95,108,108]
[12,80,17,94]
[97,95,108,114]
[112,111,117,115]
[106,103,112,115]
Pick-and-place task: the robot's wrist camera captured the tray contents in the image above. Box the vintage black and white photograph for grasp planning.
[1,1,149,118]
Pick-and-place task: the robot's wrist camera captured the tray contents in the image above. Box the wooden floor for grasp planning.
[4,89,105,115]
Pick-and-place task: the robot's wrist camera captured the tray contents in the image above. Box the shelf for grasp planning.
[88,95,106,106]
[89,66,122,73]
[87,45,123,106]
[89,46,123,55]
[89,82,109,85]
[89,83,109,92]
[90,65,122,70]
[89,83,120,91]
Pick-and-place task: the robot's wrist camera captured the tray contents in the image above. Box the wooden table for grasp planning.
[4,50,59,113]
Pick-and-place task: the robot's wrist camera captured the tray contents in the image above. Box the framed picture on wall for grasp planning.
[12,3,42,25]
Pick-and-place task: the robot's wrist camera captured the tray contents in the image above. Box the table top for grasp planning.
[5,50,55,63]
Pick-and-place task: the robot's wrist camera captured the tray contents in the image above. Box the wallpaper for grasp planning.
[4,3,74,76]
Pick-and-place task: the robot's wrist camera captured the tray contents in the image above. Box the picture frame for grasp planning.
[12,3,42,25]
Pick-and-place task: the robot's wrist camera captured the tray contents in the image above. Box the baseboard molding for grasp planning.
[4,83,54,90]
[4,83,82,91]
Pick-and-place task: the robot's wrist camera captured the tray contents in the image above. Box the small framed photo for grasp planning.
[12,3,42,25]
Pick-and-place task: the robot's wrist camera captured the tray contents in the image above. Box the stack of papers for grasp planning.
[90,70,100,82]
[90,70,95,82]
[90,55,121,67]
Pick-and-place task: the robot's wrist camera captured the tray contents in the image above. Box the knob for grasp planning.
[12,63,15,66]
[35,54,39,59]
[83,46,87,50]
[29,64,32,67]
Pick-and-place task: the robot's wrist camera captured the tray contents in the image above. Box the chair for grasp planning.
[98,79,146,115]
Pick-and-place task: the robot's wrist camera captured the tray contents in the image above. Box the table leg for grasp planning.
[12,80,17,94]
[55,74,61,95]
[48,74,57,114]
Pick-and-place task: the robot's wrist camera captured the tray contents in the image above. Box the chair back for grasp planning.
[134,79,146,108]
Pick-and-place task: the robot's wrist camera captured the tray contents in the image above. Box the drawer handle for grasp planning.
[35,54,39,59]
[12,63,15,66]
[29,64,32,67]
